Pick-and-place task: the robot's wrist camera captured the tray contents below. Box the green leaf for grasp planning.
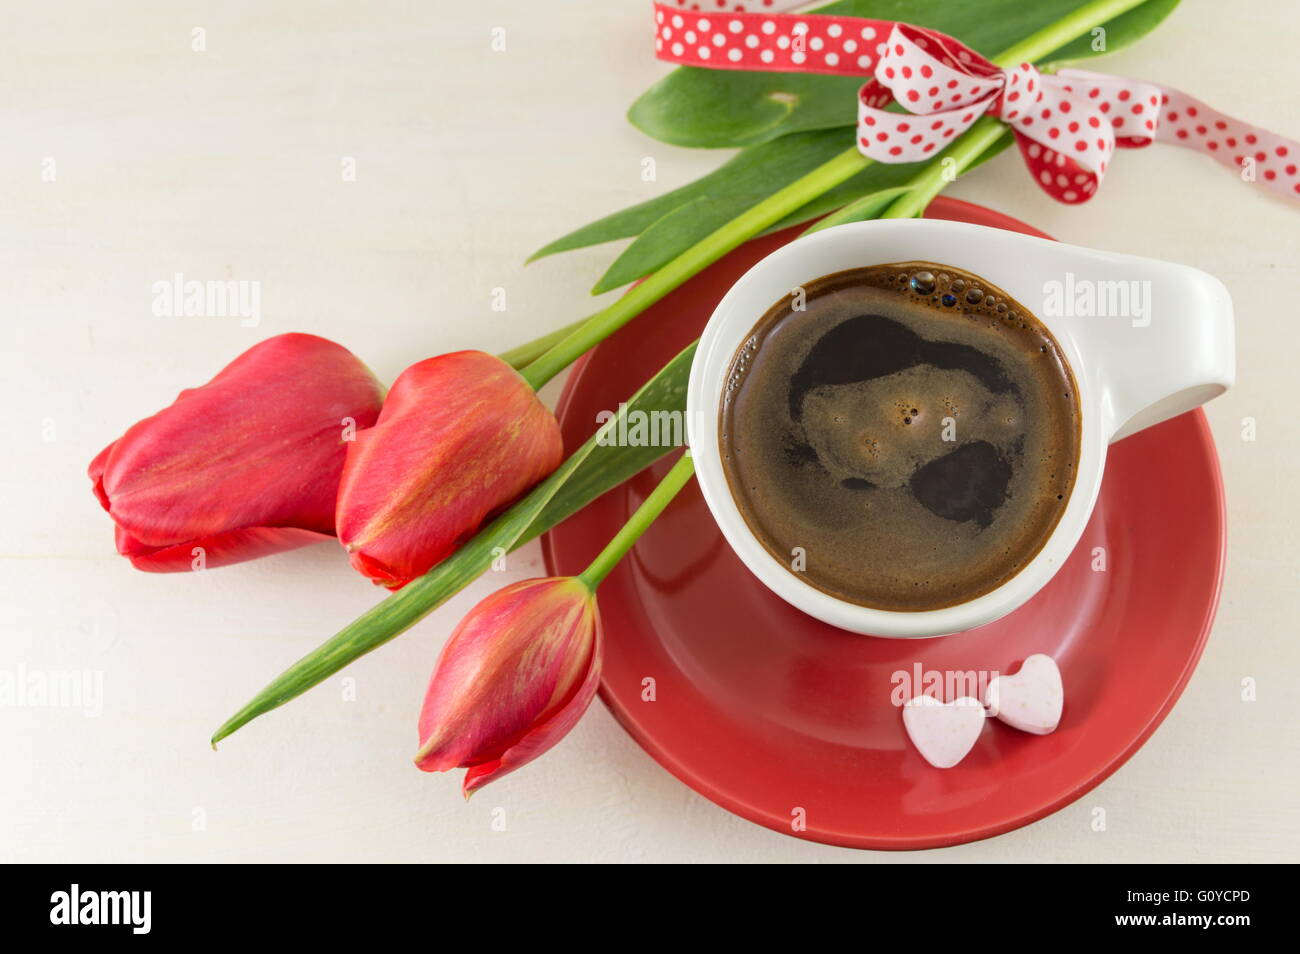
[630,0,1180,148]
[211,342,695,745]
[592,196,736,294]
[529,127,854,263]
[515,348,694,545]
[630,67,865,151]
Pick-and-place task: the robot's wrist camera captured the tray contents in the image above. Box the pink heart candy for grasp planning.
[901,695,986,768]
[983,653,1064,735]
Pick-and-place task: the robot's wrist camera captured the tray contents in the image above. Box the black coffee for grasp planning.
[720,263,1081,612]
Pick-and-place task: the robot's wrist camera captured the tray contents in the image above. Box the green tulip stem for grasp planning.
[578,452,696,590]
[993,0,1149,66]
[515,0,1148,392]
[497,318,589,369]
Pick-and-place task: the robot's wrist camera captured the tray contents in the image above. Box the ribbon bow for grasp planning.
[857,24,1164,203]
[651,1,1300,205]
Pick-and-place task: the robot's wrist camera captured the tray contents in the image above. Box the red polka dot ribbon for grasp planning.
[652,1,1300,205]
[853,23,1159,203]
[653,3,892,74]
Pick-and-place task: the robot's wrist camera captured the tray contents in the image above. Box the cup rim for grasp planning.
[686,219,1107,638]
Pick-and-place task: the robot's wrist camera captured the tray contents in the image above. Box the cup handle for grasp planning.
[1058,260,1235,443]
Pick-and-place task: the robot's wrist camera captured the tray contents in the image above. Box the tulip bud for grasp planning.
[415,577,601,795]
[89,333,385,571]
[335,350,563,588]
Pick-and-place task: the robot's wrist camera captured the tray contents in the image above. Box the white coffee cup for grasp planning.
[687,219,1234,638]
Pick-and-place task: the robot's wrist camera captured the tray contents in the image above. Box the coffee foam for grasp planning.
[720,263,1081,612]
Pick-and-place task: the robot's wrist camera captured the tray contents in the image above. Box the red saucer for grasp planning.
[542,197,1226,850]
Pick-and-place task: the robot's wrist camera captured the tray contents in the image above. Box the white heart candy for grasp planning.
[983,653,1063,735]
[901,695,986,768]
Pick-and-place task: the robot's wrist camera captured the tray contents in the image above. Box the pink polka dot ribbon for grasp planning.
[652,2,1300,205]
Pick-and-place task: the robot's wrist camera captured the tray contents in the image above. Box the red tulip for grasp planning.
[335,350,563,588]
[89,333,385,572]
[415,577,601,795]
